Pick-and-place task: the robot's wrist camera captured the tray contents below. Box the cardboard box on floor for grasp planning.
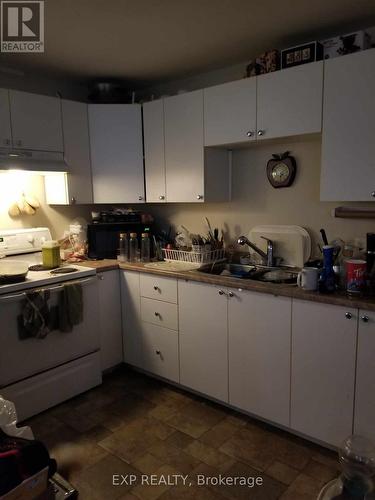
[0,467,49,500]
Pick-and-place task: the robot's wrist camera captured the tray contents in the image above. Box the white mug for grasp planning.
[297,267,319,291]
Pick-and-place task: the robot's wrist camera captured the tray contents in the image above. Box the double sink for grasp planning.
[196,262,299,285]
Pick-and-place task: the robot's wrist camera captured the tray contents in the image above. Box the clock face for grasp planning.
[272,162,290,183]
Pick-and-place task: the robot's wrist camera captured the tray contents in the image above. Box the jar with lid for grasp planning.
[42,241,61,269]
[141,233,151,262]
[129,233,138,262]
[118,233,129,262]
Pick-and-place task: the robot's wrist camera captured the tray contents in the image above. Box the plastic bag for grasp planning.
[0,395,34,440]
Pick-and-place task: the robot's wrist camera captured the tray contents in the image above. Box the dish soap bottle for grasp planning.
[319,245,336,293]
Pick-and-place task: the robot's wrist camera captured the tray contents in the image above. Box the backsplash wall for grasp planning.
[0,139,373,254]
[148,136,375,256]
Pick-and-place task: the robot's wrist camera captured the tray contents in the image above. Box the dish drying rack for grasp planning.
[163,248,225,266]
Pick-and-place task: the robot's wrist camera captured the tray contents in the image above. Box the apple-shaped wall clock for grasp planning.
[266,151,296,188]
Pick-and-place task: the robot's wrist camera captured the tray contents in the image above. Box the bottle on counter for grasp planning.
[141,233,151,262]
[129,233,138,262]
[319,245,336,293]
[118,233,129,262]
[42,240,61,269]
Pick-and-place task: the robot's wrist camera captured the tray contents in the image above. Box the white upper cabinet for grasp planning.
[178,280,228,402]
[61,99,93,204]
[89,104,144,204]
[291,300,357,446]
[9,90,63,152]
[143,99,166,202]
[228,289,291,427]
[164,90,205,202]
[321,49,375,201]
[204,78,257,146]
[354,310,375,440]
[0,89,11,148]
[257,61,323,140]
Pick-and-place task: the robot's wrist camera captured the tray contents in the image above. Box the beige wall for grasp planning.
[0,136,374,256]
[148,136,375,258]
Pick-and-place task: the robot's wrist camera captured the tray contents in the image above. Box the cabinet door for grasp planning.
[228,289,291,426]
[120,271,142,367]
[257,61,323,140]
[204,78,257,146]
[141,323,179,382]
[321,49,375,201]
[291,300,357,446]
[354,310,375,440]
[0,88,11,148]
[89,104,144,203]
[9,90,63,151]
[143,99,166,202]
[178,280,228,401]
[61,100,93,204]
[98,271,123,371]
[164,90,204,202]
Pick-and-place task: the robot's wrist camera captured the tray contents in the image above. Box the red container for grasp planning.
[346,259,367,295]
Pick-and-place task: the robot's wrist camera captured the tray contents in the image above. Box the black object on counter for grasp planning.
[320,228,329,246]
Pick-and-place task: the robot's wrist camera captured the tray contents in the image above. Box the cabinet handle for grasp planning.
[361,315,369,323]
[218,289,225,295]
[154,312,161,317]
[3,139,10,146]
[155,350,161,356]
[98,275,104,281]
[153,285,159,291]
[196,195,203,200]
[257,130,264,136]
[372,192,375,198]
[16,140,22,146]
[228,291,234,298]
[159,195,165,200]
[70,197,76,204]
[246,131,253,137]
[345,312,352,319]
[138,195,143,201]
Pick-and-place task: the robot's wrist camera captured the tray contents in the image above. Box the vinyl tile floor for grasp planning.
[25,367,340,500]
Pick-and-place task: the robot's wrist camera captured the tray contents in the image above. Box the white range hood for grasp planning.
[0,148,68,172]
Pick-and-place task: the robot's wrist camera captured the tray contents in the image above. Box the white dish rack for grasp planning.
[163,248,225,266]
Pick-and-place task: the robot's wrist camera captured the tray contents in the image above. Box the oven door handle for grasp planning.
[0,276,97,302]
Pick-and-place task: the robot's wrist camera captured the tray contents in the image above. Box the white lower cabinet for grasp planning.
[228,289,291,427]
[354,310,375,440]
[121,271,142,367]
[141,322,179,382]
[178,280,228,402]
[98,271,123,371]
[291,300,357,446]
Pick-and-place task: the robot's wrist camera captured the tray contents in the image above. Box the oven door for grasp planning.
[0,276,100,387]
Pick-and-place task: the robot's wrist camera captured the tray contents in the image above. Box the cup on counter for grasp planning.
[346,259,366,295]
[297,267,319,291]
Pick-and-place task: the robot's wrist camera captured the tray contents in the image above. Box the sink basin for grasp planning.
[196,263,298,285]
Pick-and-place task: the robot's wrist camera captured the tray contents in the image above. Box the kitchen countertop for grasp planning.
[81,259,375,312]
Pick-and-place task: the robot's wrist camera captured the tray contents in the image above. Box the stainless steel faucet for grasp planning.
[237,235,274,267]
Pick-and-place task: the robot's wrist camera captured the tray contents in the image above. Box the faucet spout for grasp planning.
[237,235,274,267]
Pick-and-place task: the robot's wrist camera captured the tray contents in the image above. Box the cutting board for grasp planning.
[248,225,311,268]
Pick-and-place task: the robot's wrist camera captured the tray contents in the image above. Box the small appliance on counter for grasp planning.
[87,210,153,259]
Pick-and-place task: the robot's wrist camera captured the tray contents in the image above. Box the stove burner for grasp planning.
[28,265,54,272]
[50,267,78,275]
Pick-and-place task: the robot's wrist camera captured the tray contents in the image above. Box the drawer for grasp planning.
[141,297,178,331]
[141,322,179,382]
[140,274,177,303]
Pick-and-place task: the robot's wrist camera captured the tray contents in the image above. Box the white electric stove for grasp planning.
[0,227,102,421]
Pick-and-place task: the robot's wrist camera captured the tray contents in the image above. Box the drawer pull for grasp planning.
[345,312,352,320]
[361,315,369,323]
[156,350,161,355]
[153,285,160,291]
[154,312,161,318]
